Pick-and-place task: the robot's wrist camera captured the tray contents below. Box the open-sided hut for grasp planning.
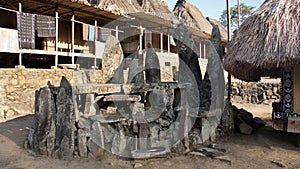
[223,0,300,133]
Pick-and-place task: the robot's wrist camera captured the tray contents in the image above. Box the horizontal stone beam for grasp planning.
[72,82,191,95]
[104,94,141,102]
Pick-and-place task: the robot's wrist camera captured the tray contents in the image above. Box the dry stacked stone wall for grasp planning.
[231,81,281,105]
[0,68,103,121]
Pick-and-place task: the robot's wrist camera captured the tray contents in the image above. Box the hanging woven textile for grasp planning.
[36,14,56,37]
[17,12,36,49]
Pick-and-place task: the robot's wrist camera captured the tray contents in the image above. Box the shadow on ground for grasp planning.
[0,115,34,148]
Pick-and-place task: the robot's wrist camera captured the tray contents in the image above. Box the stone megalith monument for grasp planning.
[102,35,124,83]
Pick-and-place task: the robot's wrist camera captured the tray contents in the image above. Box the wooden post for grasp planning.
[199,41,202,58]
[227,0,232,102]
[94,19,97,68]
[167,33,170,53]
[237,0,241,27]
[18,2,22,66]
[71,14,75,65]
[55,9,59,68]
[203,42,206,59]
[139,25,143,53]
[160,32,163,53]
[115,25,119,40]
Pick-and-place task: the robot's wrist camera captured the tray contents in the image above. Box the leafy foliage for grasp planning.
[220,3,255,30]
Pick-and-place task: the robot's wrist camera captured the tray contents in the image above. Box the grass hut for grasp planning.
[173,0,228,42]
[223,0,300,134]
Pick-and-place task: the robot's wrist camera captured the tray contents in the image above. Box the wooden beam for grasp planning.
[58,9,74,16]
[30,0,120,22]
[0,0,18,11]
[39,6,56,14]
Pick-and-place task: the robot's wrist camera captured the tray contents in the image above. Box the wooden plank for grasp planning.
[287,117,300,133]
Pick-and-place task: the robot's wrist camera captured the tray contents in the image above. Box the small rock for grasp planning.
[134,163,143,168]
[208,144,227,153]
[189,151,206,157]
[5,109,15,118]
[77,117,91,132]
[0,109,4,119]
[239,123,253,135]
[238,109,253,124]
[215,156,231,164]
[171,141,186,155]
[266,90,273,96]
[271,160,286,168]
[251,117,266,129]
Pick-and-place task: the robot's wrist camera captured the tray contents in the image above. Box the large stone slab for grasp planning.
[55,87,76,159]
[33,87,56,156]
[127,52,144,84]
[102,35,124,83]
[145,43,161,83]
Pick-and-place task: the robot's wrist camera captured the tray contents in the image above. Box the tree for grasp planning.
[220,3,255,30]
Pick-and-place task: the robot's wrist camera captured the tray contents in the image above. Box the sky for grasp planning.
[165,0,265,20]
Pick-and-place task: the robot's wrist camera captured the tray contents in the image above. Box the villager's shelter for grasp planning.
[173,0,228,42]
[0,0,213,69]
[223,0,300,132]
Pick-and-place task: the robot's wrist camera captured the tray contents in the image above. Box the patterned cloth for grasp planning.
[36,14,56,37]
[17,12,36,49]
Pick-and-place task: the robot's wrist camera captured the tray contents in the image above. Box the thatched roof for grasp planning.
[223,0,300,82]
[206,17,228,41]
[173,0,228,41]
[0,0,172,24]
[76,0,171,15]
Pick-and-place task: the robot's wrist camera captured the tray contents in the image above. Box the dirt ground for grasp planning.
[0,103,300,169]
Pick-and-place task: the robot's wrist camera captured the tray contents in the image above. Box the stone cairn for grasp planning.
[26,24,233,160]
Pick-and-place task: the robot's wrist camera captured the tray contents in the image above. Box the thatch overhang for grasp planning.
[223,0,300,82]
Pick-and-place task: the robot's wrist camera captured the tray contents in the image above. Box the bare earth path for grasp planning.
[0,104,300,169]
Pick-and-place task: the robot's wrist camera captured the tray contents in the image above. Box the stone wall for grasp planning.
[0,68,103,121]
[231,81,281,105]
